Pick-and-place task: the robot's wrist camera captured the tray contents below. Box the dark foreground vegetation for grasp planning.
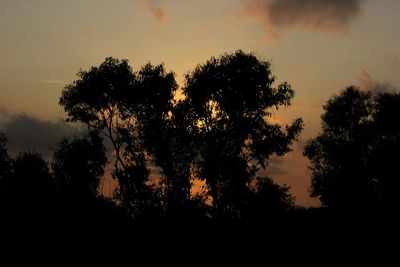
[1,51,399,247]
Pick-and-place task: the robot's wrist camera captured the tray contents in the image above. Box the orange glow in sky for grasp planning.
[1,0,399,206]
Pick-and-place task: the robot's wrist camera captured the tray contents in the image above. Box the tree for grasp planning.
[59,57,138,174]
[142,99,200,217]
[304,86,400,211]
[304,86,373,210]
[0,132,12,199]
[60,53,302,219]
[52,131,107,199]
[370,92,400,209]
[9,152,54,203]
[59,57,177,217]
[246,177,295,218]
[52,131,129,221]
[182,50,303,217]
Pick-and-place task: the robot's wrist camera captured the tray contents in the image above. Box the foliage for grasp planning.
[59,57,177,217]
[9,151,54,202]
[246,177,295,218]
[182,50,303,217]
[58,52,303,219]
[305,86,400,210]
[0,132,12,197]
[52,131,107,199]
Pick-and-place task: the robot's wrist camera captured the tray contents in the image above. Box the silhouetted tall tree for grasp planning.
[59,57,176,217]
[52,131,107,199]
[127,63,194,217]
[304,86,400,211]
[182,50,303,217]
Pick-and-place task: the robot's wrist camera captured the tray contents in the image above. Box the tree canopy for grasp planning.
[52,131,107,199]
[3,50,400,229]
[7,152,54,205]
[59,51,301,219]
[59,57,177,217]
[304,86,400,211]
[180,51,303,217]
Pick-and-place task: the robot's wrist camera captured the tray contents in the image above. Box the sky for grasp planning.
[1,0,399,206]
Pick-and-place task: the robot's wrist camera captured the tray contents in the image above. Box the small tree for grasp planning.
[246,177,295,218]
[0,132,12,198]
[52,131,107,199]
[10,152,54,203]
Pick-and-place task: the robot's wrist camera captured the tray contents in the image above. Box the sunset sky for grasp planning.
[1,0,399,206]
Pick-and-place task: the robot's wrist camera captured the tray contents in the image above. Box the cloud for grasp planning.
[0,110,83,159]
[239,0,363,40]
[0,109,116,197]
[32,79,66,85]
[142,0,166,23]
[358,69,397,94]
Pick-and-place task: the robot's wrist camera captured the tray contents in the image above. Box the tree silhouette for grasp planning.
[52,131,107,200]
[59,57,176,217]
[0,132,12,199]
[182,50,303,217]
[142,99,202,218]
[51,131,130,222]
[4,151,55,214]
[246,177,295,218]
[370,92,400,210]
[0,135,56,220]
[304,86,373,210]
[59,58,138,173]
[60,52,304,219]
[304,86,400,211]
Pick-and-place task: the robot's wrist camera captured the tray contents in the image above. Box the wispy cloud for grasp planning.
[239,0,363,40]
[358,69,397,94]
[32,79,66,85]
[142,0,166,23]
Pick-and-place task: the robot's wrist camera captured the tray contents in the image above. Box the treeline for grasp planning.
[1,51,300,223]
[0,132,125,222]
[0,51,399,226]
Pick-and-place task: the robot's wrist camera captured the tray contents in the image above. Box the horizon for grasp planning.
[1,0,399,207]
